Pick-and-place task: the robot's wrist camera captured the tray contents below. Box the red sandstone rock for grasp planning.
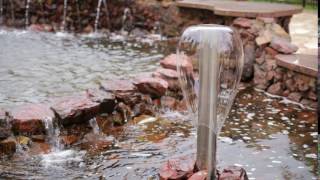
[270,37,298,54]
[134,77,168,97]
[160,54,193,74]
[51,95,100,125]
[11,104,55,135]
[300,99,317,109]
[159,156,195,180]
[0,138,16,156]
[307,90,317,101]
[265,47,278,57]
[219,166,248,180]
[100,79,136,94]
[188,170,207,180]
[161,96,178,109]
[61,135,80,146]
[267,82,283,95]
[288,92,302,102]
[28,24,45,32]
[86,88,116,113]
[153,68,180,91]
[233,18,252,28]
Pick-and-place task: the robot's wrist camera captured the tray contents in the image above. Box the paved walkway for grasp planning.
[290,10,318,55]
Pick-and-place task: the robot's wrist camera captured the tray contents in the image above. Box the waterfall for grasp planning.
[61,0,68,32]
[0,0,3,25]
[94,0,103,33]
[25,0,31,28]
[121,7,133,34]
[89,118,100,134]
[94,0,110,33]
[10,0,15,24]
[43,117,63,151]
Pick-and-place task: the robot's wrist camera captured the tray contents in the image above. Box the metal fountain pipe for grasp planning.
[177,25,244,180]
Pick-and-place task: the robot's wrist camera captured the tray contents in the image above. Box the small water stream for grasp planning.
[0,29,317,179]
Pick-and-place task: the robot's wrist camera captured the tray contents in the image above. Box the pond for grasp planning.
[0,29,317,180]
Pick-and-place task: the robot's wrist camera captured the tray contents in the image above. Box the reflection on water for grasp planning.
[0,28,168,108]
[0,88,317,180]
[0,29,317,179]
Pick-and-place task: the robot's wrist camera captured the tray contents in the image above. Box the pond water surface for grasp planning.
[0,29,317,180]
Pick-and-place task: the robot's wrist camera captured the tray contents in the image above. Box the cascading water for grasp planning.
[89,118,100,134]
[0,0,3,25]
[43,117,62,151]
[94,0,110,33]
[94,0,103,33]
[121,7,133,34]
[25,0,31,28]
[61,0,68,32]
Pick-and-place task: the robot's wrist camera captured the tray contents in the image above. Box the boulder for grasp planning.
[160,54,193,74]
[233,18,252,28]
[51,95,100,125]
[86,88,116,113]
[255,30,272,46]
[267,82,283,95]
[100,79,136,94]
[218,166,249,180]
[288,92,302,102]
[10,104,55,135]
[0,138,16,157]
[134,77,169,97]
[270,37,298,54]
[159,156,195,180]
[153,68,180,91]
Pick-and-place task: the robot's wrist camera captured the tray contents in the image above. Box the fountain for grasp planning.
[43,117,62,151]
[25,0,31,28]
[0,0,3,25]
[121,7,133,34]
[61,0,68,32]
[94,0,111,33]
[94,0,103,33]
[177,25,244,179]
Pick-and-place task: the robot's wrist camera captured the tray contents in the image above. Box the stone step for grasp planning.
[275,54,318,77]
[176,0,302,18]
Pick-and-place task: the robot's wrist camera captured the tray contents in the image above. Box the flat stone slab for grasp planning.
[10,104,55,135]
[176,0,302,18]
[275,54,317,77]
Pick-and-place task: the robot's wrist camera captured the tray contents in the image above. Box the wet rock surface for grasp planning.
[10,104,55,135]
[51,95,100,125]
[134,77,169,97]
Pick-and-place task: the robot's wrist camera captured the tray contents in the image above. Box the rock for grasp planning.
[61,135,79,146]
[159,156,195,180]
[28,24,45,32]
[134,77,168,97]
[285,79,296,92]
[267,82,283,95]
[160,54,193,75]
[153,68,180,91]
[16,136,32,146]
[307,90,317,101]
[0,128,11,141]
[242,42,255,81]
[161,96,177,109]
[271,23,290,40]
[51,95,100,125]
[11,104,55,135]
[265,59,277,71]
[0,138,16,157]
[83,25,93,33]
[100,79,136,94]
[288,92,302,102]
[0,109,8,127]
[255,57,265,65]
[86,88,116,114]
[188,171,207,180]
[294,75,310,92]
[266,71,275,81]
[257,17,275,24]
[265,47,278,58]
[270,37,298,54]
[218,166,249,180]
[233,18,252,28]
[43,24,53,32]
[253,65,268,90]
[255,30,272,46]
[300,99,317,109]
[31,135,46,142]
[297,111,316,124]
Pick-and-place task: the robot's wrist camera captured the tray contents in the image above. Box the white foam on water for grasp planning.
[40,149,86,168]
